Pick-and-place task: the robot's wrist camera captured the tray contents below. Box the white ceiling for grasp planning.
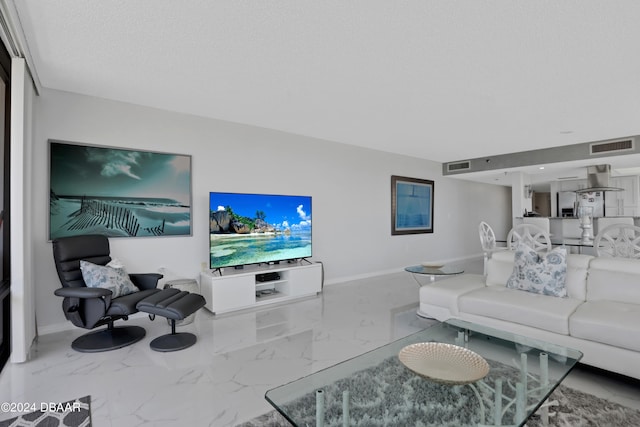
[8,1,640,186]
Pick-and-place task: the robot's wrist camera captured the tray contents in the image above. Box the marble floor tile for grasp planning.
[0,258,638,426]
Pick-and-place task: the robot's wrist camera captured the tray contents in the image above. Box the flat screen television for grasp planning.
[209,191,312,269]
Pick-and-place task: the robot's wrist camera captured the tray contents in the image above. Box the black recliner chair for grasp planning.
[52,234,163,352]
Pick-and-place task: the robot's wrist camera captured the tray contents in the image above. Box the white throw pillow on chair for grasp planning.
[80,260,139,298]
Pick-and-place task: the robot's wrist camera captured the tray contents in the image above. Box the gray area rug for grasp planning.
[238,358,640,427]
[0,396,91,427]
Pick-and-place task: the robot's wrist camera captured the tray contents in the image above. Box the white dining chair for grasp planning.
[593,224,640,258]
[507,224,552,252]
[478,221,506,275]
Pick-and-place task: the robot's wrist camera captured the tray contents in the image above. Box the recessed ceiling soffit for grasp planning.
[443,136,637,176]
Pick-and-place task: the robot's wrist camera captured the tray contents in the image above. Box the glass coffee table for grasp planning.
[265,320,582,427]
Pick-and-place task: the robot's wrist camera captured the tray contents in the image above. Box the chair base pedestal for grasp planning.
[149,332,197,352]
[71,325,146,353]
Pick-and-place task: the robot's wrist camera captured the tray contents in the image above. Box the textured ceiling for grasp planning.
[9,1,640,181]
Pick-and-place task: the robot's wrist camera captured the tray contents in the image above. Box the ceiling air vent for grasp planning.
[590,139,634,155]
[447,161,471,172]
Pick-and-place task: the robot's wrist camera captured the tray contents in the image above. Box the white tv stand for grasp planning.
[199,261,322,314]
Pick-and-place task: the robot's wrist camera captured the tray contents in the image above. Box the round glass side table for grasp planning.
[404,264,464,285]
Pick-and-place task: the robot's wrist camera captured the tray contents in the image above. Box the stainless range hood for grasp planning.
[575,164,623,193]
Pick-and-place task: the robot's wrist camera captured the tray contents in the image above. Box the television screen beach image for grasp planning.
[49,141,192,239]
[209,192,312,269]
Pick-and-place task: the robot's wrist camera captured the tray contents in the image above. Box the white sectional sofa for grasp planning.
[418,250,640,380]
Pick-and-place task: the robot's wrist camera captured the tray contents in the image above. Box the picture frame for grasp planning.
[48,140,192,240]
[391,175,434,235]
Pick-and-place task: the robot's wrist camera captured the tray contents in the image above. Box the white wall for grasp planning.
[32,88,511,332]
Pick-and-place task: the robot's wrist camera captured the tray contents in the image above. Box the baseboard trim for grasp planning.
[324,254,482,286]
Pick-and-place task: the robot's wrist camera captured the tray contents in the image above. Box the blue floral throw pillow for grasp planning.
[80,260,139,298]
[506,243,568,297]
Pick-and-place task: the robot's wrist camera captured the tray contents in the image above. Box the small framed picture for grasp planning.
[391,175,434,235]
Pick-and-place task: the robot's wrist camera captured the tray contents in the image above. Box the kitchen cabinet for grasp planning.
[604,176,639,216]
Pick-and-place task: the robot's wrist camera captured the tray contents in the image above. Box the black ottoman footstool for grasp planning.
[136,288,206,352]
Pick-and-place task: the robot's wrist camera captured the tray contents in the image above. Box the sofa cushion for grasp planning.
[486,250,516,287]
[419,274,485,315]
[458,286,583,334]
[487,251,591,299]
[506,244,568,297]
[570,301,640,352]
[564,254,592,301]
[587,257,640,305]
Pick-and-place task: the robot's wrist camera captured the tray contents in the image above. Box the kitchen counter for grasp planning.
[549,216,640,238]
[516,216,640,236]
[549,217,581,238]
